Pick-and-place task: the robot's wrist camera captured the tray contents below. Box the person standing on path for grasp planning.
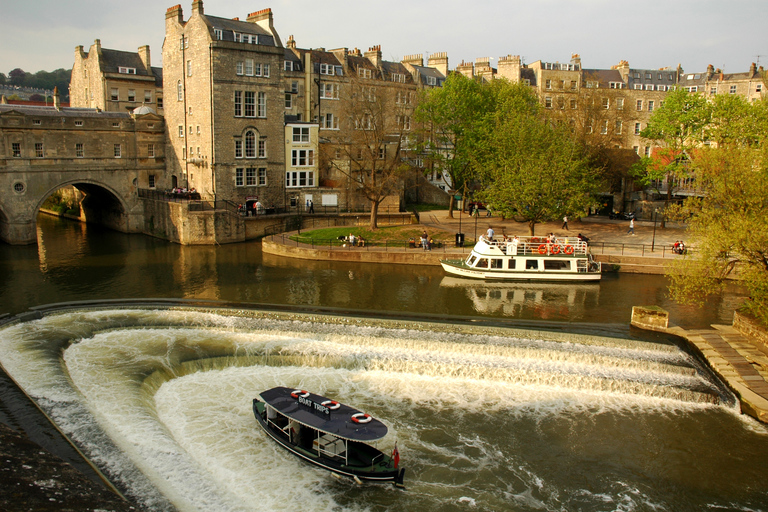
[562,215,568,230]
[627,218,634,235]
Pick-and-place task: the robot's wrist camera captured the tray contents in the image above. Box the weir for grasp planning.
[0,305,761,512]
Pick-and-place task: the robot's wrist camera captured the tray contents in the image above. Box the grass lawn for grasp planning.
[291,224,457,247]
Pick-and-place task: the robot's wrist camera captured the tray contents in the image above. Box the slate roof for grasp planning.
[97,49,163,87]
[0,104,131,118]
[582,68,624,88]
[203,14,276,46]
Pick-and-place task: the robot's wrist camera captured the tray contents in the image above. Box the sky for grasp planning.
[2,0,767,76]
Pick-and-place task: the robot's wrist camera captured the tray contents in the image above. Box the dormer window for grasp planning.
[320,63,335,76]
[358,68,372,79]
[214,28,223,40]
[391,73,405,83]
[284,60,294,71]
[426,76,437,86]
[118,67,136,74]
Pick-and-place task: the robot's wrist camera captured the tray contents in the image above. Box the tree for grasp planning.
[666,99,768,325]
[633,88,711,204]
[8,68,26,86]
[414,73,488,216]
[319,75,417,229]
[472,81,601,235]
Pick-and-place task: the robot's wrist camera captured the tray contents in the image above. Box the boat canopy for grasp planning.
[258,387,389,442]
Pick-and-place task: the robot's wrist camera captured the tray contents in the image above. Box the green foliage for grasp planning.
[471,81,600,235]
[2,67,71,101]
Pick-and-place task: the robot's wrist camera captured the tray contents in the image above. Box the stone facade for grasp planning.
[70,39,163,114]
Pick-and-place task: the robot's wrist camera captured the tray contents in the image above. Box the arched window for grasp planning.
[245,130,256,158]
[177,81,183,101]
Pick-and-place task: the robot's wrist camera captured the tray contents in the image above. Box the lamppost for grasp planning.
[473,207,479,242]
[651,208,659,251]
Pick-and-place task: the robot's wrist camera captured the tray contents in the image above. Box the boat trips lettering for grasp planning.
[297,395,331,416]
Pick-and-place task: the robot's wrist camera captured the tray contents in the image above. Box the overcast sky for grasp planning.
[2,0,766,77]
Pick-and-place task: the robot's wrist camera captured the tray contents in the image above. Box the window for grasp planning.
[76,143,84,158]
[291,149,314,167]
[236,168,244,187]
[187,60,192,76]
[148,174,156,188]
[35,143,44,158]
[545,96,552,108]
[245,59,254,76]
[570,80,577,90]
[757,84,763,92]
[284,60,294,71]
[609,82,624,89]
[657,85,666,92]
[644,146,651,157]
[118,66,136,74]
[257,92,266,117]
[322,113,338,130]
[645,73,652,79]
[397,115,411,131]
[391,73,405,83]
[245,91,255,117]
[633,146,639,154]
[634,84,642,90]
[293,127,310,142]
[235,139,243,158]
[636,99,643,111]
[246,168,257,186]
[111,88,119,101]
[635,122,641,135]
[730,85,737,94]
[616,98,624,110]
[263,64,270,77]
[615,120,623,134]
[286,170,314,188]
[320,63,335,75]
[126,89,135,102]
[157,97,163,109]
[644,84,654,91]
[601,120,608,135]
[189,125,193,135]
[320,83,339,99]
[291,81,299,93]
[570,98,577,109]
[236,62,244,75]
[234,91,242,116]
[177,81,183,101]
[12,142,21,157]
[378,147,387,160]
[245,131,256,158]
[648,100,655,112]
[145,90,152,103]
[179,125,185,138]
[427,76,437,86]
[214,28,223,40]
[285,93,292,109]
[148,143,155,158]
[196,125,201,135]
[182,147,186,159]
[545,79,552,90]
[114,144,121,158]
[258,138,267,158]
[356,114,372,130]
[258,168,267,186]
[602,97,609,109]
[358,67,372,79]
[74,120,83,127]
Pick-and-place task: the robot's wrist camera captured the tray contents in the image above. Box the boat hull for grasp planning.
[253,399,404,485]
[440,259,602,282]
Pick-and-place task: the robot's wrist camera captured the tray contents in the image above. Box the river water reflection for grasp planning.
[1,215,765,512]
[0,215,746,327]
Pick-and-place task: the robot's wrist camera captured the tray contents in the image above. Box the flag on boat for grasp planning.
[392,443,400,469]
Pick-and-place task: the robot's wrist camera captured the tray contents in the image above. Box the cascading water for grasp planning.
[1,306,766,512]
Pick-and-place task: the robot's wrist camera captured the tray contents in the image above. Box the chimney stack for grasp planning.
[138,45,151,71]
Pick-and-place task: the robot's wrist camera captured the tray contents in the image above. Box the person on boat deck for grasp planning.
[486,227,495,240]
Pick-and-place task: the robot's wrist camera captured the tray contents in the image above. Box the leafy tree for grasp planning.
[414,73,487,216]
[8,68,26,86]
[472,81,600,235]
[633,88,711,205]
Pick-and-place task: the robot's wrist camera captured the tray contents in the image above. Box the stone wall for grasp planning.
[733,311,768,349]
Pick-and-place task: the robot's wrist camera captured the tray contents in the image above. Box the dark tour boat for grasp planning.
[253,387,405,486]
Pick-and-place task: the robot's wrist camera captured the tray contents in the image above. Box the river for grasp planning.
[0,215,766,512]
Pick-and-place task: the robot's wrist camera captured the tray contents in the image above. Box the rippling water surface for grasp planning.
[1,308,767,512]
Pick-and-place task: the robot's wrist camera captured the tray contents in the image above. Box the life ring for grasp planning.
[321,400,341,410]
[563,245,574,255]
[538,244,548,255]
[290,389,309,399]
[351,413,372,424]
[550,245,561,255]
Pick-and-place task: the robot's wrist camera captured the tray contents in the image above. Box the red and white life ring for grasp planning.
[538,244,548,255]
[351,413,373,424]
[321,400,341,410]
[291,389,310,399]
[550,245,561,255]
[563,245,575,255]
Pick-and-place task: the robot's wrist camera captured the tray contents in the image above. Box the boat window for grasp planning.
[476,258,489,268]
[544,260,571,270]
[525,260,538,270]
[490,259,503,269]
[508,259,516,269]
[467,255,477,266]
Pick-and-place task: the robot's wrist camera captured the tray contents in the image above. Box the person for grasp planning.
[357,235,365,247]
[428,237,434,251]
[348,233,356,247]
[486,205,492,217]
[562,215,569,230]
[421,230,429,251]
[308,200,314,214]
[255,200,264,214]
[577,233,590,243]
[627,218,634,235]
[486,226,494,240]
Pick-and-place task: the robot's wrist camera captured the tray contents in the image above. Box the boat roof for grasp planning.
[258,387,389,442]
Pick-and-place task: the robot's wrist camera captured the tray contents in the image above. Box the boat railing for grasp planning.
[482,236,589,256]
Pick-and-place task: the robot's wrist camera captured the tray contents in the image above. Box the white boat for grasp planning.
[440,235,601,281]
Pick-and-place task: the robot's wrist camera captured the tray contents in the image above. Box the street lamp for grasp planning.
[651,208,659,251]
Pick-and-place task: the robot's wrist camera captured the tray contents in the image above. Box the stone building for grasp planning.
[679,62,765,102]
[70,40,163,114]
